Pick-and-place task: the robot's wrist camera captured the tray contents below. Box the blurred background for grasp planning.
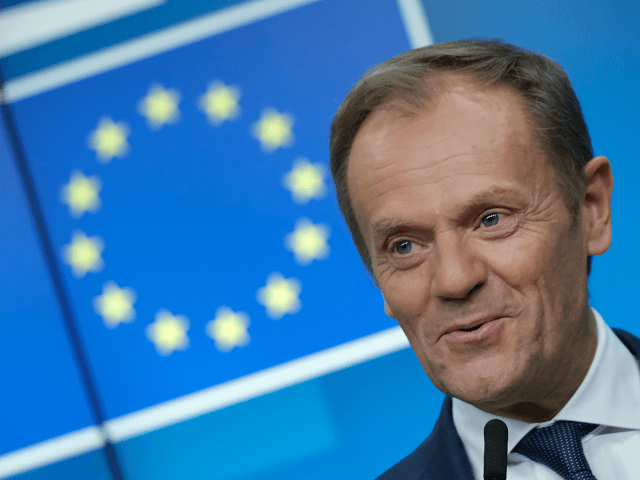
[0,0,638,478]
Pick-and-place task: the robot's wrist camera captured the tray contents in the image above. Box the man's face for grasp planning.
[347,79,604,421]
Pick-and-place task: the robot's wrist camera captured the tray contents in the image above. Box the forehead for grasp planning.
[347,83,550,236]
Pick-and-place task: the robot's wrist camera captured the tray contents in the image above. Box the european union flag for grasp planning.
[2,0,425,477]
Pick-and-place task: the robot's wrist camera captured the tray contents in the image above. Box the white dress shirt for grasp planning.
[452,306,640,480]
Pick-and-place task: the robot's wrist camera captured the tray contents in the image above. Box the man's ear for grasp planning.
[384,298,396,319]
[582,155,613,256]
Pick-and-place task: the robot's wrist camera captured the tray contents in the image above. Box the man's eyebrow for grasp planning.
[371,185,525,241]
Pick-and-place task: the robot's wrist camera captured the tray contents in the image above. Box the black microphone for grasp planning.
[484,419,508,480]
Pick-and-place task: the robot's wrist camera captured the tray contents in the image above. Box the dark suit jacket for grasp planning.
[376,328,640,480]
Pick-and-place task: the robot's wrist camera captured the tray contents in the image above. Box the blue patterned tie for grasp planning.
[513,421,599,479]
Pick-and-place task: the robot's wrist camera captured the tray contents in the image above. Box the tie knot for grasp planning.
[513,421,599,480]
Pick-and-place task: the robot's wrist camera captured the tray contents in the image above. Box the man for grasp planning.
[329,38,640,479]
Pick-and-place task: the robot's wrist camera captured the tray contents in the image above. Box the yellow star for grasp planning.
[93,281,137,328]
[145,309,190,356]
[61,170,102,218]
[199,82,241,125]
[138,84,181,129]
[88,116,130,163]
[256,272,301,320]
[285,218,331,266]
[251,108,294,153]
[205,306,250,352]
[63,231,104,278]
[283,158,327,204]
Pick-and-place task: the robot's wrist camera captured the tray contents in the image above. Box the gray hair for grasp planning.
[329,38,594,287]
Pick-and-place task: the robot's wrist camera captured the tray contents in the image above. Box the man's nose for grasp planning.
[431,234,486,301]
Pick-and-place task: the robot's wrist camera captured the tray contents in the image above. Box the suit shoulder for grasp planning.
[374,435,436,480]
[374,396,473,480]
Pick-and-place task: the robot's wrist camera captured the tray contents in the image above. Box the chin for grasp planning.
[442,372,517,406]
[458,389,512,407]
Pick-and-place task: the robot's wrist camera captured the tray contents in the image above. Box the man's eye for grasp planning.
[395,240,413,254]
[481,213,500,227]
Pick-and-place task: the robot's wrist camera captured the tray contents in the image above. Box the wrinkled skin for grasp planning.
[347,77,613,422]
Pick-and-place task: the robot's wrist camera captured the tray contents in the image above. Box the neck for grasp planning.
[486,305,598,423]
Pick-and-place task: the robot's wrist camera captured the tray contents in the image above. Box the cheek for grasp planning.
[482,233,554,286]
[382,268,431,320]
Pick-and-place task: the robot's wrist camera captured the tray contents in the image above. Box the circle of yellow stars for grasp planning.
[61,170,102,217]
[145,309,190,356]
[93,281,137,329]
[257,272,302,320]
[285,218,330,266]
[138,84,181,130]
[88,116,130,163]
[283,157,327,204]
[199,82,241,125]
[63,231,104,278]
[61,77,333,357]
[252,107,295,153]
[206,306,250,352]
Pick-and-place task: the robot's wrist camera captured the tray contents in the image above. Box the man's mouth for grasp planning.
[459,323,484,332]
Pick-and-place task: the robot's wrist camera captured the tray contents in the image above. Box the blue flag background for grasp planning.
[7,0,406,422]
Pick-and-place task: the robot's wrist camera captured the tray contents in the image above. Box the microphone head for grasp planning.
[484,419,508,480]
